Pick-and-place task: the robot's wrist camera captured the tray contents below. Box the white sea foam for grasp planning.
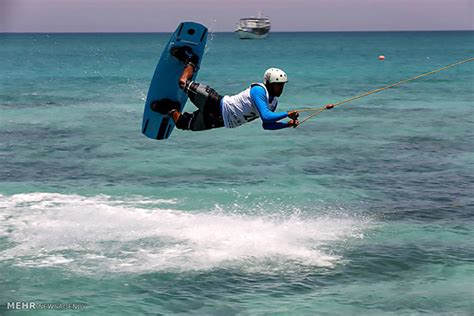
[0,193,371,274]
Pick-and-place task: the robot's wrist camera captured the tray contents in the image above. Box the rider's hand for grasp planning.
[325,104,335,110]
[288,110,300,120]
[288,119,299,128]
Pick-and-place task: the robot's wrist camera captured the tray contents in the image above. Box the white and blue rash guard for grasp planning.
[221,83,289,129]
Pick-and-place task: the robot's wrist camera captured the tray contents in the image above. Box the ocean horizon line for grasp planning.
[1,29,473,35]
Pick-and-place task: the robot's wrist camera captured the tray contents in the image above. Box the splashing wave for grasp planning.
[0,193,370,274]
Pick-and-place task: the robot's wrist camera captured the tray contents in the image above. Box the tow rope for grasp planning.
[295,57,474,126]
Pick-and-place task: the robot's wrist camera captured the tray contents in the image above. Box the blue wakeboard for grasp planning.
[142,22,208,140]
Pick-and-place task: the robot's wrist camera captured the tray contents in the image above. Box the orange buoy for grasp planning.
[378,55,385,61]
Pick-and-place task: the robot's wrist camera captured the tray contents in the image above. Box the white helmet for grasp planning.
[263,68,288,84]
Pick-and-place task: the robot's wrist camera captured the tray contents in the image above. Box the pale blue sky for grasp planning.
[1,0,473,32]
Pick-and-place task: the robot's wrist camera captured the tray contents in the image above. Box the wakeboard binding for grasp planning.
[170,46,200,69]
[150,98,181,115]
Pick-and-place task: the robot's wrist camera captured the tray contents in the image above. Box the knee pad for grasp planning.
[175,112,193,130]
[183,80,197,96]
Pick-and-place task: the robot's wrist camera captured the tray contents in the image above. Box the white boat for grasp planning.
[235,16,271,39]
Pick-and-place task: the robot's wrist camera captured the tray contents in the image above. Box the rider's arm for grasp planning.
[262,121,290,130]
[250,86,288,123]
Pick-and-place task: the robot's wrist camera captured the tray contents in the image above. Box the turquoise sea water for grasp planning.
[1,31,473,315]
